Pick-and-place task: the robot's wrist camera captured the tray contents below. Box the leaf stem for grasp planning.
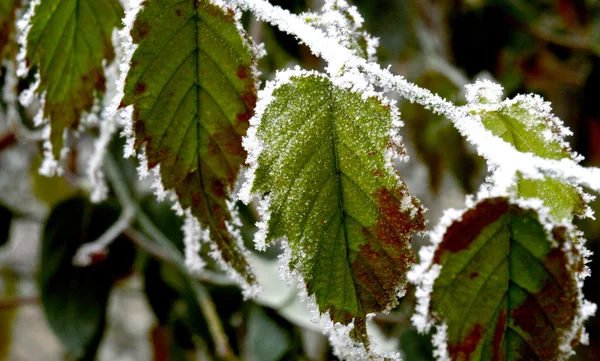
[193,282,239,361]
[72,206,135,266]
[104,154,235,286]
[0,297,38,311]
[231,0,600,193]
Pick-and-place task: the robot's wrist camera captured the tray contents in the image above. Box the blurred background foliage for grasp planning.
[1,0,600,360]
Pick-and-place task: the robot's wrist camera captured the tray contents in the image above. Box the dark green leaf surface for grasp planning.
[41,197,134,359]
[120,0,257,287]
[429,198,585,361]
[247,72,425,346]
[472,96,585,220]
[0,0,19,58]
[24,0,122,158]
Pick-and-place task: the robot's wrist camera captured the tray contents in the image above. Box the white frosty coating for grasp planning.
[110,0,261,298]
[18,73,39,109]
[465,79,503,104]
[38,125,58,176]
[431,323,450,361]
[109,0,141,158]
[302,0,379,62]
[409,186,596,359]
[88,30,123,203]
[231,0,600,194]
[240,67,421,358]
[16,0,41,78]
[182,209,207,274]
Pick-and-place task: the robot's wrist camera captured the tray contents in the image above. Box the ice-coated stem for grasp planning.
[230,0,600,193]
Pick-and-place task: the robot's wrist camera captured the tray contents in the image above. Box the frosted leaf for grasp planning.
[242,69,425,351]
[18,0,123,160]
[115,0,260,290]
[465,80,589,221]
[411,196,594,360]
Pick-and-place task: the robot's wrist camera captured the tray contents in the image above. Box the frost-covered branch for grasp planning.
[231,0,600,194]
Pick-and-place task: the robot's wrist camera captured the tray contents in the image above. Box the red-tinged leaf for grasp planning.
[416,198,592,361]
[120,0,258,288]
[23,0,123,157]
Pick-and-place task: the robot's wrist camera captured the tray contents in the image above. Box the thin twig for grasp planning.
[231,0,600,193]
[73,206,136,266]
[104,154,236,286]
[0,131,17,152]
[0,297,38,311]
[193,282,239,361]
[124,228,235,286]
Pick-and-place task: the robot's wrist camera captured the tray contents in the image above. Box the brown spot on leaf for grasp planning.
[469,272,478,279]
[372,187,425,246]
[237,109,253,125]
[237,65,249,79]
[133,21,150,42]
[372,169,384,177]
[448,324,483,361]
[211,180,226,198]
[176,8,182,16]
[192,193,201,208]
[135,82,146,96]
[492,310,507,361]
[433,198,508,264]
[242,91,257,110]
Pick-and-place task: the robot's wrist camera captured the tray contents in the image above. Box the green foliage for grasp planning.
[120,0,258,287]
[470,91,586,220]
[40,197,135,359]
[23,0,123,158]
[429,198,584,360]
[1,0,599,360]
[246,72,425,345]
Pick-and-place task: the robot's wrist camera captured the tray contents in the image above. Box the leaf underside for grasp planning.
[25,0,123,157]
[475,101,585,220]
[250,73,425,346]
[430,198,584,361]
[121,0,257,285]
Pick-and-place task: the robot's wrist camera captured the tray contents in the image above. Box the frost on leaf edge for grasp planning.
[408,187,596,361]
[239,67,422,360]
[109,0,263,299]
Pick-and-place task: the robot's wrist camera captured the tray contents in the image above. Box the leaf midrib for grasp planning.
[326,84,359,316]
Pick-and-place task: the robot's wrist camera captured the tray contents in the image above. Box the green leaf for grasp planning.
[427,198,588,361]
[120,0,258,288]
[23,0,123,158]
[0,0,19,58]
[41,197,135,359]
[469,87,586,220]
[246,305,292,361]
[245,71,425,347]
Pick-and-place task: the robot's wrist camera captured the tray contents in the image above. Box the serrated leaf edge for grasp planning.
[112,0,262,298]
[408,191,595,361]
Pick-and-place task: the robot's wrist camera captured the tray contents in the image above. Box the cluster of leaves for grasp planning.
[0,0,599,360]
